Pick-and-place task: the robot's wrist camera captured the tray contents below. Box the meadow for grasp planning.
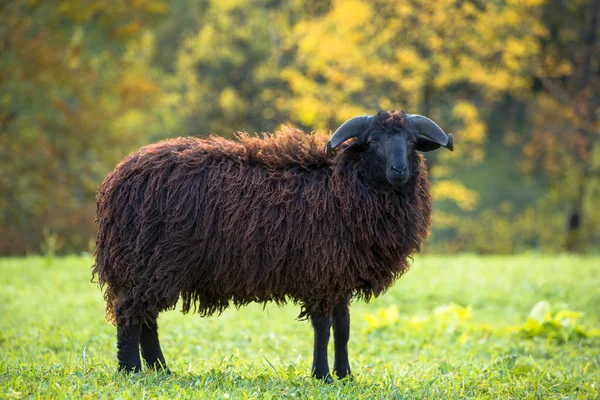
[1,255,599,399]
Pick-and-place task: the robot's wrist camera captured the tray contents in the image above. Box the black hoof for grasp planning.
[336,373,354,383]
[334,367,353,381]
[118,364,141,373]
[146,362,171,374]
[313,372,334,384]
[154,367,171,375]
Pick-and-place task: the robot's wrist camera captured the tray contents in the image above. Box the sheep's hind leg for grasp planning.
[116,320,142,372]
[310,313,333,382]
[140,318,170,373]
[332,296,352,380]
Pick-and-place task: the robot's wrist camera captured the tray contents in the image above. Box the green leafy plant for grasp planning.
[516,301,600,343]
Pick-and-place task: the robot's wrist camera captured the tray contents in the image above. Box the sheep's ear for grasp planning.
[407,114,454,152]
[342,141,368,159]
[415,133,454,152]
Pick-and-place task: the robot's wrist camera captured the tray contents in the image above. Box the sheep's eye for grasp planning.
[367,141,375,146]
[408,138,416,145]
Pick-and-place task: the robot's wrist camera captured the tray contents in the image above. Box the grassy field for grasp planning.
[1,255,599,399]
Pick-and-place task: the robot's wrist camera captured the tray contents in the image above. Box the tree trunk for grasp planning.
[562,0,598,252]
[564,169,588,253]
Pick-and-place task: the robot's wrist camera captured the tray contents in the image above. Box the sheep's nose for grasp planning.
[390,165,409,179]
[391,165,407,175]
[387,165,410,186]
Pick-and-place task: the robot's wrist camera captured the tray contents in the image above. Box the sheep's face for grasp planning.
[326,110,454,189]
[359,119,417,188]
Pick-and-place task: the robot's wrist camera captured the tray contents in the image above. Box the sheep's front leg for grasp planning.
[333,296,351,379]
[311,314,332,381]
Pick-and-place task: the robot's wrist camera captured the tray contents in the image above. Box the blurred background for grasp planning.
[0,0,598,256]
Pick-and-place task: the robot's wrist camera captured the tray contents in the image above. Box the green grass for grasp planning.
[1,255,599,399]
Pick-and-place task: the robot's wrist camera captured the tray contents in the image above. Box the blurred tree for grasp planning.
[1,0,596,255]
[0,0,167,253]
[172,0,293,136]
[521,0,600,251]
[151,0,210,73]
[168,0,337,137]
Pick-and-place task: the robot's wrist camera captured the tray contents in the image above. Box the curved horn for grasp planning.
[407,114,454,151]
[326,115,373,154]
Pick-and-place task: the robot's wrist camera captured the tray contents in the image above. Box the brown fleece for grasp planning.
[93,116,432,326]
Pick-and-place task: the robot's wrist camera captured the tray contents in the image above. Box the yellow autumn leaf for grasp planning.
[432,181,479,211]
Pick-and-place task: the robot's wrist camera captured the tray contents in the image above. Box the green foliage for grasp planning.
[1,0,599,254]
[517,301,600,343]
[363,300,600,349]
[0,0,166,254]
[172,0,304,136]
[1,255,599,398]
[429,203,564,254]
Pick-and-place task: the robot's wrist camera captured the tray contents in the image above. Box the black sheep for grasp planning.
[93,110,453,379]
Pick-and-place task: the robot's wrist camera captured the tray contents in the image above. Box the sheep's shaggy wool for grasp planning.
[93,123,432,327]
